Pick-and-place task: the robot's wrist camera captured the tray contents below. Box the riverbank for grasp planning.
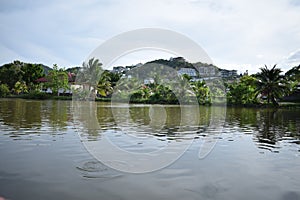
[2,94,300,109]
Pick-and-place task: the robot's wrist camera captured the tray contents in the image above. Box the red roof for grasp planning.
[35,77,48,82]
[35,73,76,83]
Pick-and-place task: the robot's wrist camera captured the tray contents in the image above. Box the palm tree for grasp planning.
[75,58,103,99]
[97,71,113,97]
[255,64,288,106]
[81,58,103,87]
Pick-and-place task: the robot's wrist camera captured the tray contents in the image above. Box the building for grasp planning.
[112,66,126,74]
[177,67,197,77]
[219,69,238,78]
[193,63,219,77]
[35,72,77,95]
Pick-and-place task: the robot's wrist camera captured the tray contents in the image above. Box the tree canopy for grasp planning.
[0,60,44,91]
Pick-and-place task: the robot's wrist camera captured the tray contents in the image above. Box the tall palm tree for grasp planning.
[256,64,288,106]
[76,58,103,99]
[81,58,103,87]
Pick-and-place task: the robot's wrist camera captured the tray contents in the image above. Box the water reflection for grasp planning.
[95,104,212,140]
[226,107,300,152]
[0,99,299,153]
[0,99,42,129]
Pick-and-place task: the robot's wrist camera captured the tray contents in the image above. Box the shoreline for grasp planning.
[2,95,300,108]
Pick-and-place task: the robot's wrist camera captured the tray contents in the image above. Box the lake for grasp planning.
[0,98,299,200]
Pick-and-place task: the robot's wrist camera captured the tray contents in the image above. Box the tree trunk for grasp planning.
[271,96,279,107]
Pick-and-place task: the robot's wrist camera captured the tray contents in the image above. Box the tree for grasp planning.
[255,65,289,106]
[191,80,211,105]
[14,81,28,95]
[97,70,113,97]
[0,61,23,90]
[76,58,103,99]
[285,65,300,82]
[45,64,69,96]
[182,74,192,82]
[21,63,44,91]
[227,76,258,105]
[285,65,300,94]
[0,84,10,97]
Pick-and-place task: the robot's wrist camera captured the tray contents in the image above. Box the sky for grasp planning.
[0,0,300,74]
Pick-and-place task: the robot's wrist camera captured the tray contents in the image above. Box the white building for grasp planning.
[177,68,197,77]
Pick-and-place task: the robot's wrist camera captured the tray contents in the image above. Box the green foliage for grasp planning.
[14,81,28,95]
[285,65,300,82]
[182,74,192,82]
[255,65,289,106]
[0,84,10,97]
[191,80,211,105]
[0,61,23,90]
[21,63,44,90]
[97,70,113,97]
[0,60,44,93]
[227,75,258,105]
[1,59,299,105]
[148,57,195,70]
[76,58,103,99]
[45,64,69,96]
[285,65,300,95]
[80,58,103,85]
[25,90,51,100]
[148,84,178,104]
[130,86,150,102]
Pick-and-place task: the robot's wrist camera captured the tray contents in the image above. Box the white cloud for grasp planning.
[0,0,299,72]
[277,48,300,72]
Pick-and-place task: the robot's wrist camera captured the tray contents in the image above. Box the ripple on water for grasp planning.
[76,160,123,179]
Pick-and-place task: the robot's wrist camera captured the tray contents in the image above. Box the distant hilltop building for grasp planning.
[111,58,239,80]
[193,63,219,77]
[177,67,197,77]
[112,66,126,74]
[219,69,238,78]
[112,63,143,74]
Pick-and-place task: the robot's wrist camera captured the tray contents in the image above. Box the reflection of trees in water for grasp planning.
[0,99,71,136]
[41,100,70,131]
[95,105,212,141]
[1,99,299,148]
[226,107,300,151]
[226,107,259,129]
[73,101,100,141]
[255,109,300,150]
[0,99,42,129]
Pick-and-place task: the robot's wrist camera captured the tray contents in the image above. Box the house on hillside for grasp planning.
[112,66,126,74]
[177,68,197,77]
[220,69,238,78]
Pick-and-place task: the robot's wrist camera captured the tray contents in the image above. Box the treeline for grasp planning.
[226,65,300,106]
[0,61,74,98]
[75,58,300,106]
[0,60,45,96]
[0,59,299,106]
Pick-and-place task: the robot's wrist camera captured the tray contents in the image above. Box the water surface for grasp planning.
[0,99,299,200]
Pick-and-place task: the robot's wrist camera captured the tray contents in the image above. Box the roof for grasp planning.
[35,77,48,82]
[35,72,76,83]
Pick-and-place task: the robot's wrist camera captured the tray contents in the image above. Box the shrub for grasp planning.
[26,90,51,100]
[0,84,10,97]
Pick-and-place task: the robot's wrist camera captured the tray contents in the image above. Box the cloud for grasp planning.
[0,0,299,72]
[277,49,300,72]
